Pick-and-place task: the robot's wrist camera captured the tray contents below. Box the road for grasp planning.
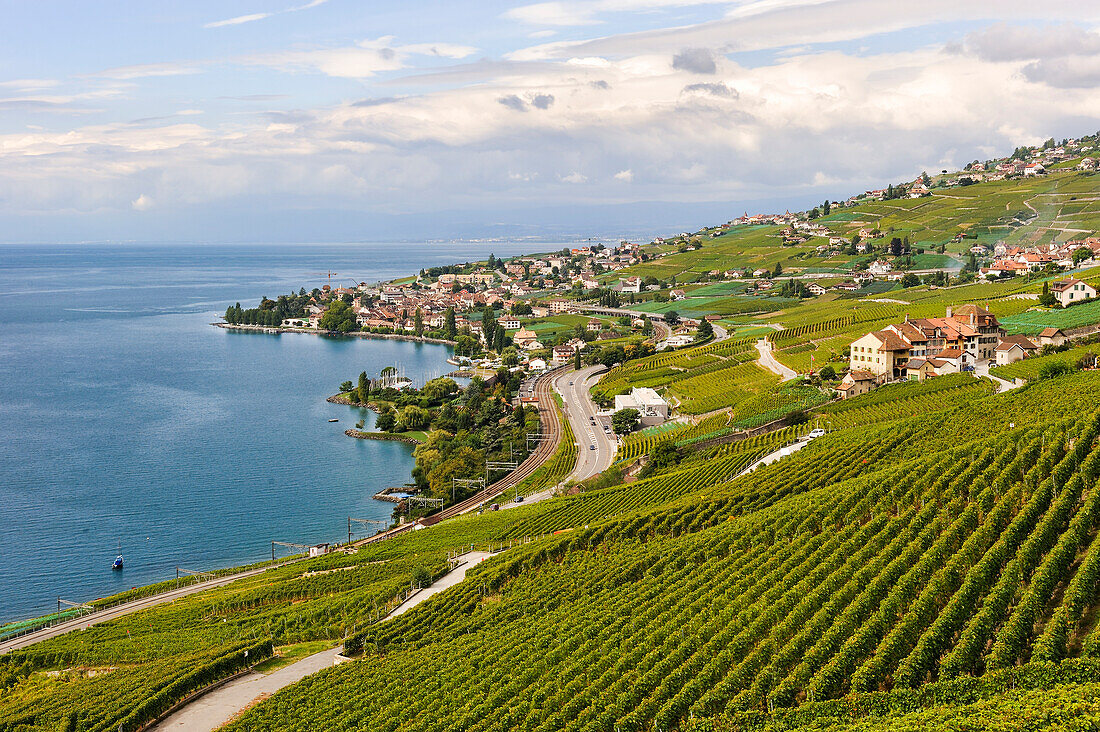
[0,562,294,655]
[973,361,1020,394]
[150,552,495,731]
[554,365,617,482]
[755,339,798,381]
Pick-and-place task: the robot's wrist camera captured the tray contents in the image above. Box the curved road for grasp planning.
[554,365,617,483]
[755,339,798,381]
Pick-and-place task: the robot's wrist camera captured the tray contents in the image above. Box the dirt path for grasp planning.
[151,552,495,731]
[755,339,798,381]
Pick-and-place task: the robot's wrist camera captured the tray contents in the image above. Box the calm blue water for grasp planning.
[0,241,541,622]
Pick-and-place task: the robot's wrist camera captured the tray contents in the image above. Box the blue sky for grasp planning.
[2,1,1100,242]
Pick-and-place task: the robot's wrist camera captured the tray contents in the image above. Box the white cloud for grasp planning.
[505,2,601,27]
[504,0,741,27]
[205,13,271,29]
[94,62,204,80]
[246,38,477,78]
[0,79,60,91]
[204,0,328,28]
[7,7,1100,232]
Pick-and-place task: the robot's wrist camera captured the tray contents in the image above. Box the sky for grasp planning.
[3,1,1100,243]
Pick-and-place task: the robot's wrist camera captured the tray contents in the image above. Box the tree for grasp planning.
[643,440,680,477]
[340,381,354,394]
[481,306,498,351]
[318,300,358,332]
[901,273,921,288]
[414,308,424,337]
[611,408,641,435]
[1073,248,1092,267]
[819,364,837,380]
[375,408,397,432]
[664,310,680,326]
[695,319,714,341]
[422,377,459,404]
[357,371,369,403]
[444,307,457,340]
[822,199,831,216]
[772,262,783,277]
[398,405,431,431]
[1039,281,1057,308]
[501,347,519,366]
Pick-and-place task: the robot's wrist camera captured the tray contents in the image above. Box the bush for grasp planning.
[1039,361,1074,380]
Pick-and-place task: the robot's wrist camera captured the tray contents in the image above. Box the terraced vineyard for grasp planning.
[671,361,779,414]
[213,369,1100,732]
[1001,299,1100,334]
[990,343,1099,381]
[817,373,995,429]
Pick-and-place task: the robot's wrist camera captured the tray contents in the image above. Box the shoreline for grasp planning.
[344,428,423,445]
[214,322,457,347]
[326,394,380,411]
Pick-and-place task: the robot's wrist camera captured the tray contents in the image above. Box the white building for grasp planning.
[1050,279,1097,307]
[614,387,670,426]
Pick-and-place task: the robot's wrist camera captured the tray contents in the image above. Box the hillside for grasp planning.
[10,142,1100,732]
[216,371,1100,731]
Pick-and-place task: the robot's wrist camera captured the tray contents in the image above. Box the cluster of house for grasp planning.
[300,280,507,335]
[838,304,1067,398]
[293,241,649,342]
[940,140,1093,186]
[979,240,1100,280]
[507,242,642,287]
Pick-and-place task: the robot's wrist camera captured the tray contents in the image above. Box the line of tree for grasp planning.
[223,290,312,326]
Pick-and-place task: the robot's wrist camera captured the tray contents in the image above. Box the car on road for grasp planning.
[569,381,573,386]
[589,444,596,450]
[513,495,524,503]
[807,428,826,439]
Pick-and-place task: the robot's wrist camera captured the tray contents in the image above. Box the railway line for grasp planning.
[421,366,567,524]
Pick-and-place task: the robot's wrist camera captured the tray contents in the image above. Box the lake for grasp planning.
[0,241,543,621]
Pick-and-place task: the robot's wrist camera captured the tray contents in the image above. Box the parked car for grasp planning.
[589,444,596,450]
[807,428,826,439]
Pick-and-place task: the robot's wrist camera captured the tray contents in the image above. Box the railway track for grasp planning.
[422,367,568,525]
